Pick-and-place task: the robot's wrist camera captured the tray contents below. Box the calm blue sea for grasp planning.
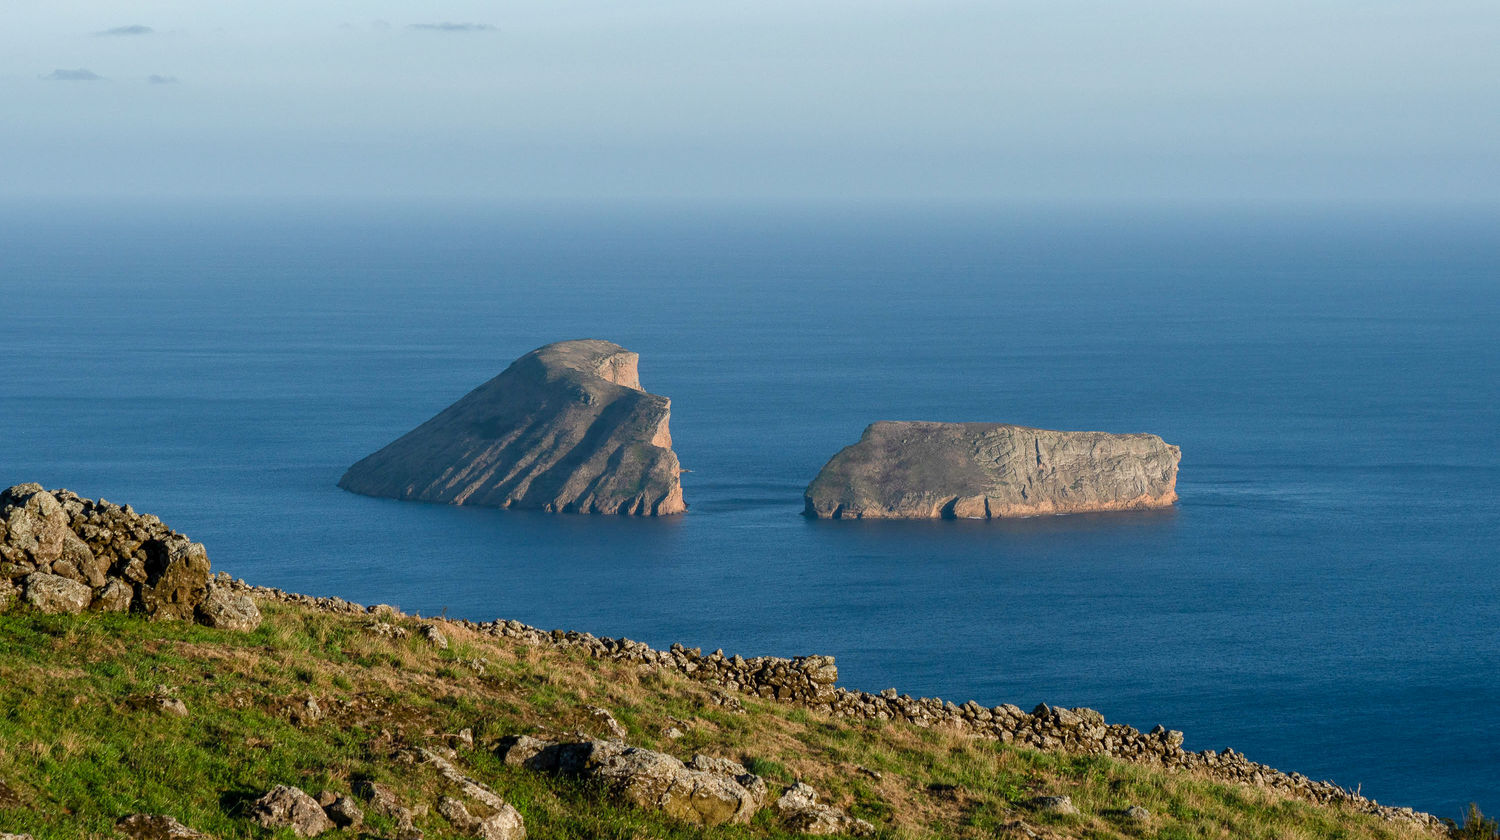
[1,201,1496,818]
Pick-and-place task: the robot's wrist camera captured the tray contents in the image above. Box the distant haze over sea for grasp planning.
[1,200,1495,818]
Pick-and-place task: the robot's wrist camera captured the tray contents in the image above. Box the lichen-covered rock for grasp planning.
[195,585,262,631]
[415,751,526,839]
[438,796,526,840]
[324,796,365,829]
[687,754,749,776]
[420,623,449,649]
[501,738,763,827]
[356,780,406,820]
[772,783,875,836]
[495,734,554,767]
[1030,795,1080,815]
[585,704,628,739]
[21,573,92,614]
[338,339,686,515]
[805,421,1180,519]
[115,813,210,839]
[249,785,334,837]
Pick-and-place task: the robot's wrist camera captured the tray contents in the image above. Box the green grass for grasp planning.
[0,604,1445,840]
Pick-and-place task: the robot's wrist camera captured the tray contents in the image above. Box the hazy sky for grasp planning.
[4,1,1497,204]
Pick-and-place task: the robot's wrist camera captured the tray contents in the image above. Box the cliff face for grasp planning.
[804,421,1179,519]
[338,339,685,516]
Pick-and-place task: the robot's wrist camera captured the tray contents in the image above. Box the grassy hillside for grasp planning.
[0,597,1447,840]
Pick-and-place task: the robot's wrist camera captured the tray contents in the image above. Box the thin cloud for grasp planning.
[408,22,495,32]
[43,68,103,81]
[97,25,153,36]
[147,74,178,85]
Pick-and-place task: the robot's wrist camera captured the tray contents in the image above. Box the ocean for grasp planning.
[1,200,1496,817]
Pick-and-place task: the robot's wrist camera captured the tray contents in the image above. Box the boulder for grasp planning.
[115,814,209,840]
[249,785,334,837]
[195,585,262,632]
[437,796,526,840]
[495,735,554,767]
[772,783,875,836]
[420,623,449,649]
[21,573,92,614]
[1030,795,1080,815]
[338,339,686,516]
[585,705,628,739]
[501,737,763,827]
[805,421,1180,519]
[324,796,365,829]
[356,780,406,820]
[153,693,189,717]
[418,749,512,812]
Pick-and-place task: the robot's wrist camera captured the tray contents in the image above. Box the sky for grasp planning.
[3,1,1498,205]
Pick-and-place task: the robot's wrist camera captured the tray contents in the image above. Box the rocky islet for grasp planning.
[340,339,1182,521]
[804,421,1181,519]
[338,339,686,516]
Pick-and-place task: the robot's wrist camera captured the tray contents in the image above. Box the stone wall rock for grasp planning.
[0,485,252,630]
[21,573,92,614]
[195,586,262,631]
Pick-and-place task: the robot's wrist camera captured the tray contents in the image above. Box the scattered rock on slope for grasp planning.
[248,785,333,837]
[115,814,210,840]
[773,782,876,836]
[338,339,685,515]
[495,736,764,827]
[805,421,1180,519]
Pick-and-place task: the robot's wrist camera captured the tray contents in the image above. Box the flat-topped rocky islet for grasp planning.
[804,421,1180,519]
[339,339,686,516]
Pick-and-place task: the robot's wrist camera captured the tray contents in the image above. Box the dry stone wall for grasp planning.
[231,580,1439,830]
[0,484,258,630]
